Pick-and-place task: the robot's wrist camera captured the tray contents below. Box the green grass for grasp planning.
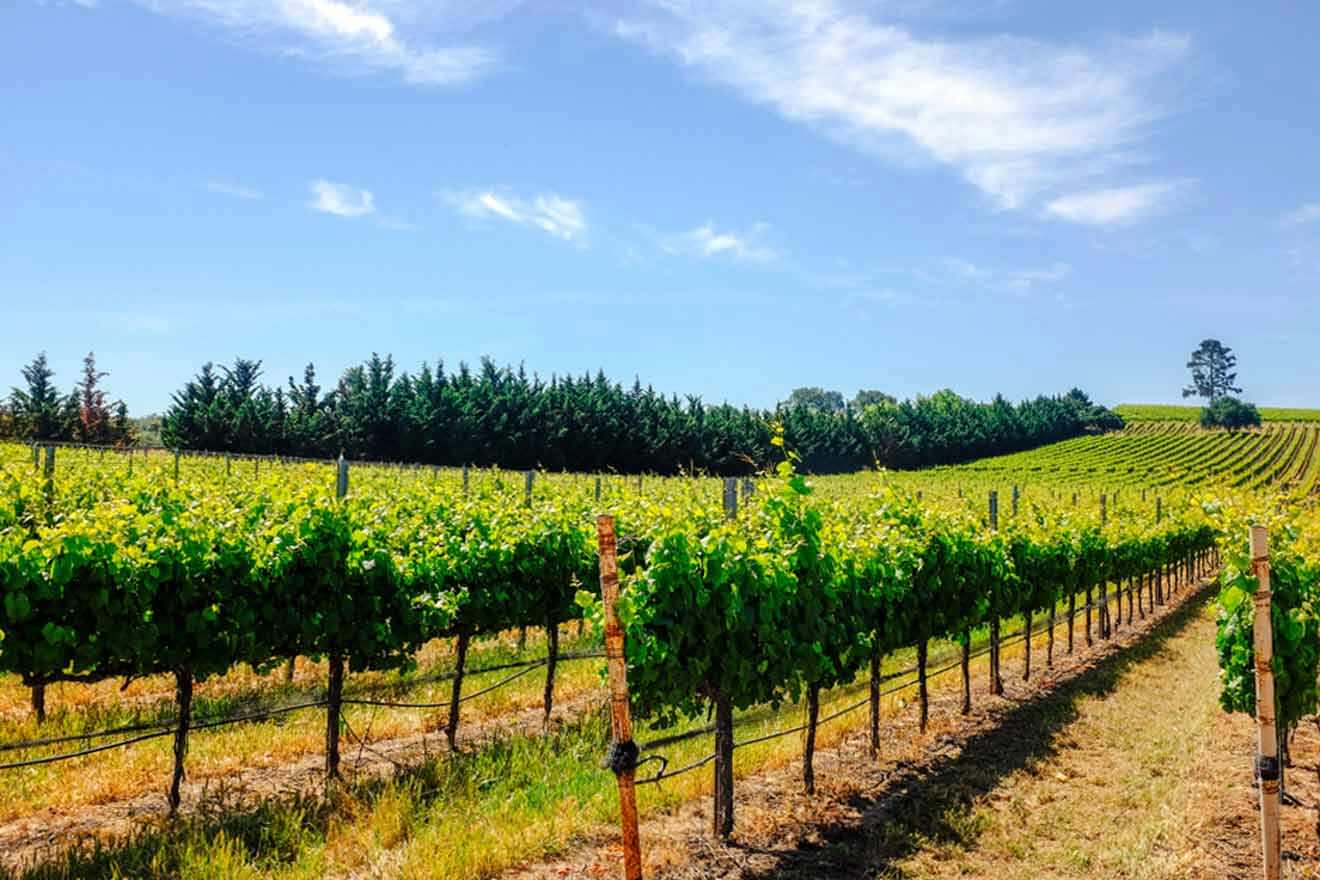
[1116,403,1320,423]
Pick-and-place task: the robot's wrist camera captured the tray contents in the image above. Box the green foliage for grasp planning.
[4,352,134,446]
[8,353,66,442]
[1200,397,1262,431]
[157,355,1119,475]
[1215,533,1320,733]
[1183,339,1242,403]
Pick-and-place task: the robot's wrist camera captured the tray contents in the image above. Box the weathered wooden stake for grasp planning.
[1250,526,1282,880]
[325,653,344,782]
[597,515,643,877]
[324,457,350,783]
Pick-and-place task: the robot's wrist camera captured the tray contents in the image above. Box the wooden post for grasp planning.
[1011,484,1019,517]
[1250,526,1282,880]
[462,463,470,494]
[524,470,535,506]
[595,475,602,502]
[723,478,738,520]
[324,454,349,783]
[597,515,643,880]
[173,449,180,483]
[988,491,1002,695]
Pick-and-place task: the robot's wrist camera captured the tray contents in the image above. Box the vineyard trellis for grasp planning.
[0,436,1308,879]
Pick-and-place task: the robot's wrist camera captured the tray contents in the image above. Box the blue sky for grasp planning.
[4,0,1320,414]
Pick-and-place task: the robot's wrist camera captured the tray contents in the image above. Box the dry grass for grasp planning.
[0,626,603,822]
[887,603,1224,879]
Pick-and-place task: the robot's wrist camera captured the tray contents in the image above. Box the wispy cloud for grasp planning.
[677,222,779,263]
[131,0,498,86]
[1044,181,1186,226]
[443,189,587,241]
[946,257,1072,291]
[375,215,421,232]
[1282,202,1320,227]
[613,1,1189,219]
[308,179,375,217]
[205,179,264,200]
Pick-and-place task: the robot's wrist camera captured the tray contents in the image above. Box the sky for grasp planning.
[4,0,1320,415]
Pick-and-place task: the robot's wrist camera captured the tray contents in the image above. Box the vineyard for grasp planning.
[945,421,1320,493]
[0,436,1313,879]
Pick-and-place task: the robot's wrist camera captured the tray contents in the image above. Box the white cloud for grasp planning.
[131,0,498,86]
[1282,202,1320,227]
[613,1,1189,216]
[205,179,264,200]
[1044,181,1185,225]
[681,222,779,262]
[308,179,375,217]
[946,257,1072,291]
[444,189,587,241]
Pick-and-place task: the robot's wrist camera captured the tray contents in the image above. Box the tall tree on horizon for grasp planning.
[1182,339,1243,403]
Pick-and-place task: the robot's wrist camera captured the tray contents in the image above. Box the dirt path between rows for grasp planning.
[507,583,1320,880]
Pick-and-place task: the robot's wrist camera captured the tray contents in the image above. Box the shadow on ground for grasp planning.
[736,590,1213,880]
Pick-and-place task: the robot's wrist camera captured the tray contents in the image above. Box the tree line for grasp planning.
[1,351,1122,474]
[153,353,1120,474]
[0,353,136,446]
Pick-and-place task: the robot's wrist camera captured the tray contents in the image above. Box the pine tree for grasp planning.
[73,352,113,444]
[9,352,68,441]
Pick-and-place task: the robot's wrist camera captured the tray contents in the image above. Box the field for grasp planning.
[1116,403,1320,422]
[0,436,1314,879]
[943,421,1320,492]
